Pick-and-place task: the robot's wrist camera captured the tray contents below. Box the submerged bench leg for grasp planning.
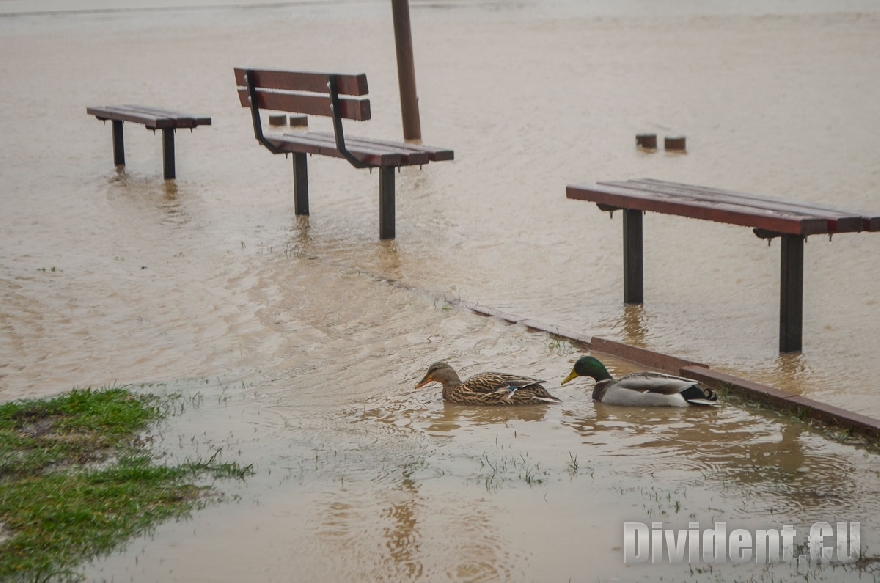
[379,167,396,240]
[293,153,309,215]
[779,234,804,353]
[623,209,644,304]
[112,120,125,166]
[162,128,176,179]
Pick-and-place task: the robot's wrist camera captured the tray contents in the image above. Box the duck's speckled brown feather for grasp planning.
[416,362,561,406]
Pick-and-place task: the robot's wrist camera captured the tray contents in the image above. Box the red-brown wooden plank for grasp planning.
[264,134,401,166]
[624,179,855,218]
[638,178,868,216]
[87,105,211,129]
[603,180,861,234]
[236,88,370,121]
[233,68,368,96]
[627,179,869,233]
[300,132,431,165]
[310,132,454,162]
[121,104,211,126]
[566,183,830,236]
[641,179,880,233]
[265,136,386,165]
[279,132,419,164]
[88,105,175,129]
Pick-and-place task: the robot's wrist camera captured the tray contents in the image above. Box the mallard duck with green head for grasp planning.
[416,362,562,406]
[561,356,717,407]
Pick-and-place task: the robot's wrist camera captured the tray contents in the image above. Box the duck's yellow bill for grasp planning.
[561,370,579,385]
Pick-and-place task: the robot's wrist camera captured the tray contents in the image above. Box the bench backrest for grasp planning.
[234,68,371,121]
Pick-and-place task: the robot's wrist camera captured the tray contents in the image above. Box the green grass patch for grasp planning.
[0,387,162,478]
[0,386,252,582]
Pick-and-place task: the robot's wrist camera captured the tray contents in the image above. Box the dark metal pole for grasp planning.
[112,120,125,166]
[379,167,396,239]
[162,128,176,179]
[293,153,309,215]
[779,234,804,353]
[623,209,644,304]
[391,0,421,142]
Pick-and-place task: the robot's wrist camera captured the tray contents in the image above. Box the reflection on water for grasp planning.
[617,303,648,347]
[564,402,858,515]
[382,467,422,580]
[772,352,811,395]
[424,402,552,435]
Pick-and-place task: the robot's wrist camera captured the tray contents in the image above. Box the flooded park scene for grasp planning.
[2,0,880,580]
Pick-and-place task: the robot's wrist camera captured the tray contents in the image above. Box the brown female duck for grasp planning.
[415,361,561,406]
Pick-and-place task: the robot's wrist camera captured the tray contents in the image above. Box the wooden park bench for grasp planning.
[87,105,211,179]
[234,67,453,239]
[566,178,880,353]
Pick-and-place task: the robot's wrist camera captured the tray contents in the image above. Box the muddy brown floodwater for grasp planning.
[2,0,880,580]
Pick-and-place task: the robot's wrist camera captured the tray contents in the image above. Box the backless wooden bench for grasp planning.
[234,67,453,240]
[567,178,880,353]
[87,105,212,179]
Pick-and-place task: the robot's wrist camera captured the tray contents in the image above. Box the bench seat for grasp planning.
[87,105,211,130]
[264,132,440,167]
[566,178,880,353]
[568,178,880,236]
[87,104,211,178]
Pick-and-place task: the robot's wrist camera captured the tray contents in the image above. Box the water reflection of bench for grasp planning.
[87,105,212,179]
[234,68,454,240]
[566,178,880,353]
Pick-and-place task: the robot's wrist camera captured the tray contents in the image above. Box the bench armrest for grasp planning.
[244,69,286,155]
[327,74,369,169]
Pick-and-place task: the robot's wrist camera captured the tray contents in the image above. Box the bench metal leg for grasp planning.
[379,167,396,240]
[162,128,176,179]
[779,234,804,353]
[112,120,125,166]
[293,153,309,215]
[623,209,644,304]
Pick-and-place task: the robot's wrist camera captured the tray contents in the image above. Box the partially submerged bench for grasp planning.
[234,68,453,239]
[87,105,211,179]
[567,178,880,352]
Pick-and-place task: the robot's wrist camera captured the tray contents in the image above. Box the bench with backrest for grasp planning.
[87,104,211,179]
[234,68,453,240]
[566,178,880,353]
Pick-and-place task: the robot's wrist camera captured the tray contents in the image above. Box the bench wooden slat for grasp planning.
[119,104,212,126]
[87,104,211,130]
[276,132,410,165]
[301,132,432,165]
[310,132,454,162]
[233,68,368,96]
[236,88,370,121]
[265,134,402,166]
[88,105,176,129]
[628,179,870,232]
[602,180,864,233]
[321,136,429,165]
[567,182,830,236]
[623,179,859,219]
[634,178,880,232]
